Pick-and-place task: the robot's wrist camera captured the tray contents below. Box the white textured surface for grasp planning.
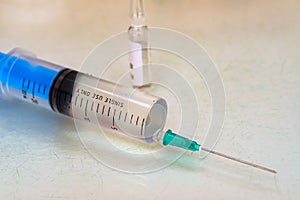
[0,0,299,199]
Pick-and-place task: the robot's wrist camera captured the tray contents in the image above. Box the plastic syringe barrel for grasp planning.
[0,48,167,143]
[0,49,65,109]
[0,52,5,60]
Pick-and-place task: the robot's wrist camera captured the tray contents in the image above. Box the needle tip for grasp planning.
[201,148,277,174]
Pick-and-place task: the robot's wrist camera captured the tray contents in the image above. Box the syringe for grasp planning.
[0,48,276,174]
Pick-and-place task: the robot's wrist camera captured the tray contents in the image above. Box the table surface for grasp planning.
[0,0,299,199]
